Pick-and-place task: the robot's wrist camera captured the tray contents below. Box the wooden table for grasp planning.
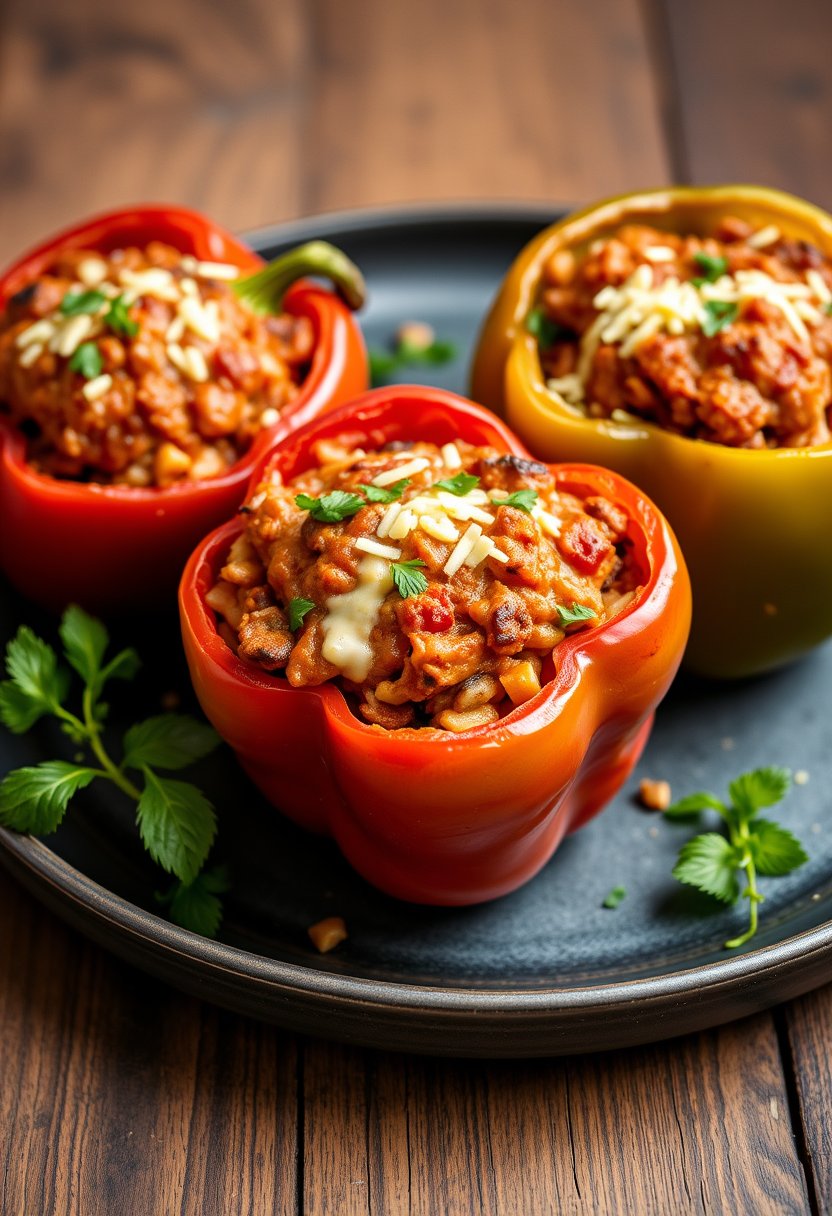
[1,1,831,1211]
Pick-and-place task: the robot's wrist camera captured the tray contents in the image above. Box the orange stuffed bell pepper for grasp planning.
[180,386,690,905]
[471,185,832,678]
[0,204,367,612]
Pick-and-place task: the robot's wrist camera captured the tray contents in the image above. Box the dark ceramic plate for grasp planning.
[1,205,831,1058]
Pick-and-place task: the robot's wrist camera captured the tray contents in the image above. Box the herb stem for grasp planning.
[724,827,761,950]
[81,684,141,802]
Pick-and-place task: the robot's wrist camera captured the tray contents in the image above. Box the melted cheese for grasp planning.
[321,556,393,681]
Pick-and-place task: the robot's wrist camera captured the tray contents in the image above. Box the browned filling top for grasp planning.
[0,242,313,485]
[536,216,832,448]
[207,436,641,732]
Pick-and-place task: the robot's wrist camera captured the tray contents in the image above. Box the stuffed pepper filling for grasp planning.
[208,438,642,731]
[534,217,832,448]
[0,243,312,486]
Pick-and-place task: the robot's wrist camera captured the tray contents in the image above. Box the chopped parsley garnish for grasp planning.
[526,306,571,348]
[825,301,832,317]
[491,489,538,514]
[391,559,428,599]
[68,342,103,379]
[360,479,410,503]
[664,766,808,949]
[295,490,365,523]
[434,471,480,496]
[556,603,597,626]
[692,252,728,285]
[702,300,739,337]
[288,597,315,631]
[602,885,627,909]
[105,293,140,338]
[60,289,107,316]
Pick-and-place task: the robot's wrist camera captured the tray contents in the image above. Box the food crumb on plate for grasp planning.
[638,778,672,811]
[794,769,809,785]
[308,916,348,953]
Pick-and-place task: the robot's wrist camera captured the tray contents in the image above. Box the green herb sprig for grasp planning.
[69,343,103,379]
[526,307,572,348]
[295,490,365,523]
[702,299,739,337]
[692,251,728,285]
[0,607,226,936]
[391,559,428,599]
[433,472,480,497]
[556,603,597,626]
[491,489,538,514]
[368,331,457,386]
[359,479,410,503]
[665,766,808,949]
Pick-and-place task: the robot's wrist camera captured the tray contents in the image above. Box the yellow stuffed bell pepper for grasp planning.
[471,185,832,679]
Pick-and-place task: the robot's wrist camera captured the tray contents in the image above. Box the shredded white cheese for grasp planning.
[546,256,832,408]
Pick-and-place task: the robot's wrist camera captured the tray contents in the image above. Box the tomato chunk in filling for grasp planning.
[536,217,832,448]
[208,438,642,731]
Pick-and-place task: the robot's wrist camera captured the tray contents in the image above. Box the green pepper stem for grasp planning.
[233,240,366,314]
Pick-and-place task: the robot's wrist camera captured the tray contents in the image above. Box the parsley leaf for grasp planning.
[1,626,70,731]
[288,597,315,631]
[60,289,107,316]
[491,489,538,513]
[728,766,791,821]
[59,604,109,687]
[360,479,410,503]
[295,490,365,523]
[0,762,98,834]
[702,300,739,337]
[434,472,480,496]
[123,715,220,772]
[663,791,728,819]
[68,342,103,379]
[105,293,139,338]
[663,766,808,948]
[157,865,230,938]
[136,768,217,885]
[692,252,728,284]
[748,819,809,876]
[602,885,627,909]
[391,559,428,599]
[526,306,571,348]
[673,833,742,904]
[556,603,597,626]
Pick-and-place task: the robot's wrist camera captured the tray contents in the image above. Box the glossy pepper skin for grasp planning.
[180,386,691,906]
[471,186,832,679]
[0,205,367,612]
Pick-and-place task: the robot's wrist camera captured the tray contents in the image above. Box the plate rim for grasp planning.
[2,200,831,1054]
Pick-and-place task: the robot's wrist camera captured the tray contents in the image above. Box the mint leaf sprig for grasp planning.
[664,766,808,949]
[0,606,225,937]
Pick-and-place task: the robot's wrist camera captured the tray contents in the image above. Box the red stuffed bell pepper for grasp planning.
[0,204,367,612]
[180,387,690,905]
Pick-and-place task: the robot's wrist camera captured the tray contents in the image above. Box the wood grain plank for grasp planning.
[783,987,832,1213]
[660,0,832,206]
[302,1015,809,1215]
[0,0,308,262]
[304,0,668,215]
[302,1041,370,1216]
[0,877,299,1216]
